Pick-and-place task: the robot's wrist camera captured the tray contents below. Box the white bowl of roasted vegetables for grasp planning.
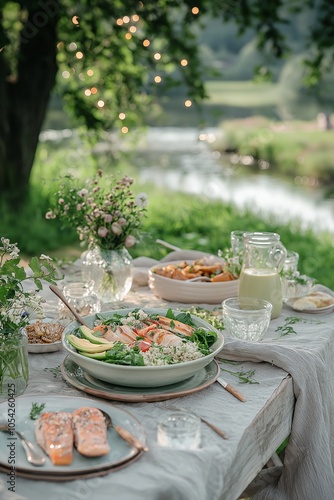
[62,308,224,387]
[148,258,239,304]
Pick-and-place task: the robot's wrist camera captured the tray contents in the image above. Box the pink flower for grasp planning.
[78,189,88,197]
[104,214,113,223]
[98,227,109,238]
[111,222,122,235]
[118,218,127,226]
[135,192,148,207]
[58,198,64,204]
[125,235,136,248]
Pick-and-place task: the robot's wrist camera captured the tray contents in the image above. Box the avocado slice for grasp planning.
[79,325,111,344]
[67,334,114,353]
[80,351,107,360]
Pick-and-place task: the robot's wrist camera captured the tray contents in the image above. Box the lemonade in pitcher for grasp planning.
[238,232,287,319]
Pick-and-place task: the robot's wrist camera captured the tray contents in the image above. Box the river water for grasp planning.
[129,127,334,234]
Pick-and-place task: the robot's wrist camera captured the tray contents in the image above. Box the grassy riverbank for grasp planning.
[213,116,334,185]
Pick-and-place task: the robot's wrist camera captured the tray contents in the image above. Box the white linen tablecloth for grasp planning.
[2,250,334,499]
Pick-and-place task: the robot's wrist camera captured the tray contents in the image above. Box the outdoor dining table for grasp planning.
[1,256,334,500]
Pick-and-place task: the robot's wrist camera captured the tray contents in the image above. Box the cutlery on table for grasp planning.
[49,284,90,328]
[0,424,46,466]
[99,409,149,453]
[216,377,246,402]
[163,406,228,440]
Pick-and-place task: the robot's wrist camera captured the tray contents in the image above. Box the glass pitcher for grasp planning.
[238,232,287,319]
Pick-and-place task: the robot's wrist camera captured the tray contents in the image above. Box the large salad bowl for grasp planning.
[62,308,224,388]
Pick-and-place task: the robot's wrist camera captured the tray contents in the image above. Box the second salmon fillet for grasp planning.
[73,407,110,457]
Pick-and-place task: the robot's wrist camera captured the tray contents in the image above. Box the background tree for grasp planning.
[1,0,333,206]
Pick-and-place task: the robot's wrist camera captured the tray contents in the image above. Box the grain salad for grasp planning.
[67,308,218,367]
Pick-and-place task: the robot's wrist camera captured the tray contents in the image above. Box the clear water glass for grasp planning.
[230,230,246,256]
[61,281,101,319]
[222,297,272,342]
[157,411,201,450]
[283,251,299,274]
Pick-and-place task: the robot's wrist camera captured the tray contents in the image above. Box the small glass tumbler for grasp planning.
[61,281,101,318]
[222,297,272,342]
[230,230,246,256]
[157,411,201,450]
[283,251,299,274]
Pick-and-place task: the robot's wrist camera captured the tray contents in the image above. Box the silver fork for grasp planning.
[0,424,46,466]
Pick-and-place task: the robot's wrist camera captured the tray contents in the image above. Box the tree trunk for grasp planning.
[0,3,59,207]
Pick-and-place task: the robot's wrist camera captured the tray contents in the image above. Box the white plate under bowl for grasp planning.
[148,260,239,304]
[62,308,224,388]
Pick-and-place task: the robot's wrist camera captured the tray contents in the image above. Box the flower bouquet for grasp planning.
[46,170,147,303]
[0,238,58,398]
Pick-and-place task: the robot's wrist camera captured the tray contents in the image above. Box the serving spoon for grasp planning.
[186,276,212,282]
[49,285,90,328]
[0,424,46,466]
[99,409,149,453]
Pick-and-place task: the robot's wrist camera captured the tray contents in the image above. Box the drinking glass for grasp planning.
[222,297,272,342]
[157,411,201,450]
[60,281,101,319]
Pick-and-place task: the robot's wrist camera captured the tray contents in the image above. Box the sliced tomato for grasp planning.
[138,340,151,352]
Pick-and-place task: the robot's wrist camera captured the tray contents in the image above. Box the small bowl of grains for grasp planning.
[26,320,64,353]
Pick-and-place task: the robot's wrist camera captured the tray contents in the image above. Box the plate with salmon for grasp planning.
[0,395,146,476]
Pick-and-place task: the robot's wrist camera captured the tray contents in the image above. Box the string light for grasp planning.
[87,69,94,76]
[84,89,91,96]
[181,59,188,66]
[62,70,70,79]
[192,7,199,14]
[125,33,132,40]
[154,53,161,60]
[97,100,105,108]
[121,126,129,134]
[116,18,123,26]
[132,14,139,22]
[72,15,79,25]
[143,39,150,47]
[119,113,126,120]
[91,87,98,94]
[129,26,137,33]
[154,75,162,83]
[185,100,192,107]
[76,51,83,59]
[123,16,130,23]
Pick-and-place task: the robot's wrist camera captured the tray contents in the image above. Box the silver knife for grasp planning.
[216,377,246,402]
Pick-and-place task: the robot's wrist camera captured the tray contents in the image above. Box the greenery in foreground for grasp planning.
[2,175,334,289]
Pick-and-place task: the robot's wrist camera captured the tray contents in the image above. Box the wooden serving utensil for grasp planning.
[49,284,90,328]
[100,409,149,452]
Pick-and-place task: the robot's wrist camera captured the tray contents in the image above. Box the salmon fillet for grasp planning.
[35,412,73,465]
[72,407,110,457]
